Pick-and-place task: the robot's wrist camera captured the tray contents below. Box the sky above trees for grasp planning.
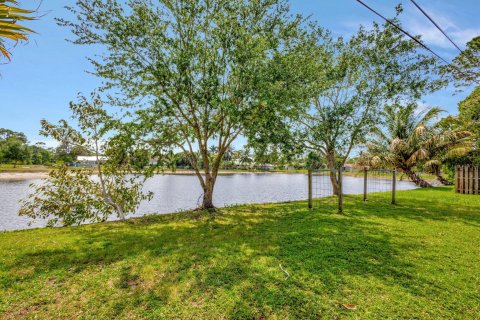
[1,0,479,147]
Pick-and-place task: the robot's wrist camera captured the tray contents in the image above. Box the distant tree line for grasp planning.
[0,128,52,167]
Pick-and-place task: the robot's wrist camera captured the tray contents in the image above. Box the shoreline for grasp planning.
[0,169,439,183]
[0,170,305,181]
[0,172,50,180]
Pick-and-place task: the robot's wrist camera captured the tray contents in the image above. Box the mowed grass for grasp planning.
[0,164,53,172]
[0,187,479,319]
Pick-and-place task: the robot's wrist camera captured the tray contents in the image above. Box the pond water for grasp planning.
[0,173,417,231]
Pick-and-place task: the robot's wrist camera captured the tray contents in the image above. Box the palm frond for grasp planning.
[0,0,35,60]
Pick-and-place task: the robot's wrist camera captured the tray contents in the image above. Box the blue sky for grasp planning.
[0,0,478,148]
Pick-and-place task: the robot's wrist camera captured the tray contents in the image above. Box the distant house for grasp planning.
[149,157,159,166]
[76,155,108,167]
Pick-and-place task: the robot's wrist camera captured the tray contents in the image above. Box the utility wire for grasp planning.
[355,0,450,65]
[410,0,463,53]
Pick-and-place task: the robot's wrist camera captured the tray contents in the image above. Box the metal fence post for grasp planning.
[338,167,343,214]
[363,167,368,201]
[308,169,313,209]
[392,168,397,205]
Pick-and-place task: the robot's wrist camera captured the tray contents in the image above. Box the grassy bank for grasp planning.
[1,187,479,319]
[0,164,53,173]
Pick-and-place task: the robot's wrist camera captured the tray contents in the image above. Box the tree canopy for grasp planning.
[440,36,480,87]
[290,7,442,192]
[60,0,318,209]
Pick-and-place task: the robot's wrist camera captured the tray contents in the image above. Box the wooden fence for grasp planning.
[455,165,480,194]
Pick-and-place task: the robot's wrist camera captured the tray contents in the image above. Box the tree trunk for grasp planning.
[201,173,216,210]
[326,150,340,195]
[435,174,452,185]
[402,167,432,187]
[329,170,340,195]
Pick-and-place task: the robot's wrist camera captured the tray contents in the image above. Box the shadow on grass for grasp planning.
[2,187,479,318]
[3,197,451,318]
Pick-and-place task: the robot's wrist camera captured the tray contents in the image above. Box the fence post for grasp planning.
[363,167,368,201]
[338,167,343,214]
[308,169,312,209]
[475,166,479,195]
[455,166,459,193]
[392,168,397,205]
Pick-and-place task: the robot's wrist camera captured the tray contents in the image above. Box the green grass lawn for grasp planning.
[1,187,479,319]
[0,164,53,172]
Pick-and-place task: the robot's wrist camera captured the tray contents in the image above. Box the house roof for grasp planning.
[77,156,108,162]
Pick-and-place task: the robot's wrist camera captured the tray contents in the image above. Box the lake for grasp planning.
[0,173,417,231]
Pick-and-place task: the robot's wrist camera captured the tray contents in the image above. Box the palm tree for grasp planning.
[422,130,472,184]
[0,0,34,61]
[360,104,471,187]
[239,148,253,167]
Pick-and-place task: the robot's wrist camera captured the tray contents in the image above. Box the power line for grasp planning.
[410,0,463,53]
[354,0,450,65]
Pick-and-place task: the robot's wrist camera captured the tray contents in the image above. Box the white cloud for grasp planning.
[405,6,479,50]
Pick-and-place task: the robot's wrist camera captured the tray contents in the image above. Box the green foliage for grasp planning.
[2,187,480,319]
[19,93,152,226]
[439,86,480,171]
[19,165,150,226]
[359,103,471,186]
[59,0,316,209]
[1,138,30,167]
[289,6,441,193]
[440,36,480,86]
[0,129,53,167]
[458,86,480,145]
[305,151,323,169]
[294,7,441,171]
[0,128,27,143]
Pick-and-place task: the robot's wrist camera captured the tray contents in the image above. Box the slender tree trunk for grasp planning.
[401,167,432,187]
[13,161,17,168]
[329,170,340,195]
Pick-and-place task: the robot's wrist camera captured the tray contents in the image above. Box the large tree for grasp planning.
[2,138,30,167]
[61,0,316,209]
[292,8,441,193]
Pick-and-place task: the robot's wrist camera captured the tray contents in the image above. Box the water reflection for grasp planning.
[0,173,416,231]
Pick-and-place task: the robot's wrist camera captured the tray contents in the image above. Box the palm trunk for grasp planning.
[402,167,432,187]
[435,174,452,185]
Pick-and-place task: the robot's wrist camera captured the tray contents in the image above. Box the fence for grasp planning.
[455,165,480,194]
[308,168,341,212]
[308,167,397,212]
